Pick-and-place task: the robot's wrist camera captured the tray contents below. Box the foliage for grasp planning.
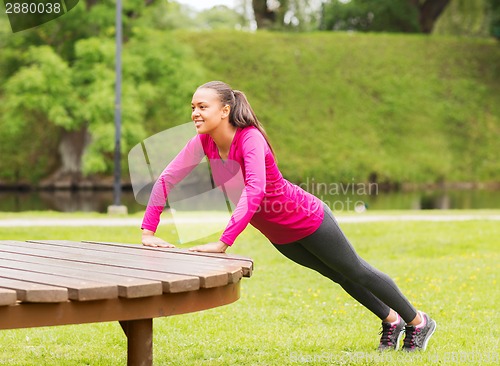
[489,0,500,39]
[123,27,205,131]
[1,4,499,186]
[320,0,420,33]
[131,0,198,30]
[434,0,491,37]
[251,0,321,31]
[0,46,72,183]
[320,0,499,36]
[176,30,500,185]
[195,5,250,30]
[0,215,498,365]
[132,1,249,31]
[0,1,205,181]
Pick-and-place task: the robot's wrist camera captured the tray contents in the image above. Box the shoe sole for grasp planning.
[395,328,405,350]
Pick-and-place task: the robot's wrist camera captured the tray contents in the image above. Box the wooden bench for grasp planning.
[0,240,253,365]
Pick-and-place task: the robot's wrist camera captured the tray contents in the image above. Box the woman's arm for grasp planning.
[187,130,267,253]
[141,135,205,239]
[218,129,268,246]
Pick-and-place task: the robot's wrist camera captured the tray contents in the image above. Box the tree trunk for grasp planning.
[41,126,90,189]
[252,0,277,29]
[411,0,451,33]
[59,127,90,174]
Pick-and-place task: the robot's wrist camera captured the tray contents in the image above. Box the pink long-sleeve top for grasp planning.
[141,126,325,245]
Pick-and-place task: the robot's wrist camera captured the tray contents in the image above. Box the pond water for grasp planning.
[0,188,499,213]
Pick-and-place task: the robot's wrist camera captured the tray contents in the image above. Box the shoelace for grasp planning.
[403,326,421,349]
[379,323,397,346]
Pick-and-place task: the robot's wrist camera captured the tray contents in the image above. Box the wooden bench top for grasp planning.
[0,240,253,306]
[0,240,253,365]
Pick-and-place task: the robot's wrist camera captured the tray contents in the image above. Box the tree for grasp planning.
[195,5,250,30]
[251,0,276,29]
[489,0,500,40]
[412,0,451,33]
[131,0,198,30]
[251,0,320,30]
[433,0,491,38]
[0,1,204,186]
[1,46,85,185]
[321,0,451,34]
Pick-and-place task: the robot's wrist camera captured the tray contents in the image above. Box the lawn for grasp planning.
[0,212,498,365]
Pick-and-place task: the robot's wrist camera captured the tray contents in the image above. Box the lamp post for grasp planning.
[108,0,128,215]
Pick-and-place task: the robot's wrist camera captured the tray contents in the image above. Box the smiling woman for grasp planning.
[139,80,438,353]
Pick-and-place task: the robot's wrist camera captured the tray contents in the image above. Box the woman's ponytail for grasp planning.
[230,90,257,128]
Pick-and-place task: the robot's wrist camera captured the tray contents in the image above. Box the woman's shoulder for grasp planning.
[239,125,258,134]
[238,126,266,143]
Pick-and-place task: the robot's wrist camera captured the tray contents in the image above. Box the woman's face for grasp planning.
[191,88,230,134]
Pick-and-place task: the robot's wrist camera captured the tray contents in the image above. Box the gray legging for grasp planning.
[273,204,417,323]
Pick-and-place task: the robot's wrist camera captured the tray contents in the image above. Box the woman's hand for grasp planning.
[142,229,176,248]
[189,241,228,253]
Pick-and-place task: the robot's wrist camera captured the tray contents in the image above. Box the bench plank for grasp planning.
[4,241,229,288]
[0,251,199,293]
[31,240,245,282]
[0,258,162,299]
[0,278,68,303]
[84,240,253,277]
[0,288,18,305]
[0,267,117,301]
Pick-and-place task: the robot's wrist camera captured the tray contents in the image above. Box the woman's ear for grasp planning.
[221,104,231,119]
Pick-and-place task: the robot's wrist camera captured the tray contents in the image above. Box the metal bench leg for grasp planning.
[120,319,153,366]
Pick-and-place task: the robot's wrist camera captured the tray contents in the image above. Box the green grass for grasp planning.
[0,213,499,365]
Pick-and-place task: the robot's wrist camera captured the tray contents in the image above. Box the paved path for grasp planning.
[1,213,499,227]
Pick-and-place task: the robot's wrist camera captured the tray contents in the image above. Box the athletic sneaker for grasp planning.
[402,312,437,352]
[377,314,406,351]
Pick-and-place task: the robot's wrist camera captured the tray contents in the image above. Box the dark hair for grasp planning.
[197,81,276,158]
